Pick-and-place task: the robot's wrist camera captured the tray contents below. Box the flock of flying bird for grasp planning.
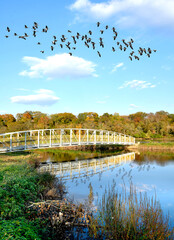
[4,22,157,60]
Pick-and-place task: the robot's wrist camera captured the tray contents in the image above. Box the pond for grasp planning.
[38,150,174,225]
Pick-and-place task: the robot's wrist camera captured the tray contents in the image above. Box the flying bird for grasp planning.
[3,22,157,61]
[97,51,101,57]
[119,45,122,50]
[97,22,100,27]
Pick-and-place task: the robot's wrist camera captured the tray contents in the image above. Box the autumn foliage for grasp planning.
[0,111,174,138]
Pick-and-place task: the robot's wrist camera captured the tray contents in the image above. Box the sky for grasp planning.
[1,0,174,117]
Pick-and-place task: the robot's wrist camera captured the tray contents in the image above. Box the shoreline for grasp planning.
[127,143,174,151]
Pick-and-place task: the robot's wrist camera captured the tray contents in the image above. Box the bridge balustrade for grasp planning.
[0,128,135,153]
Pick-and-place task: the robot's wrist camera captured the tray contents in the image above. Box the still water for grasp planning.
[38,151,174,223]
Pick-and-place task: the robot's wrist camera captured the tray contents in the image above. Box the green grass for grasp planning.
[141,141,174,146]
[0,153,56,239]
[0,152,39,170]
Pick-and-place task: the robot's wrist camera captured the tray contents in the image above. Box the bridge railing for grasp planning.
[0,128,135,153]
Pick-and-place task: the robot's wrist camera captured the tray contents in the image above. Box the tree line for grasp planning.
[0,111,174,138]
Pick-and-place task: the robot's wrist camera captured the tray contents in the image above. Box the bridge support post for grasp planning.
[79,129,81,145]
[10,134,12,152]
[101,131,103,144]
[94,130,96,144]
[25,132,27,150]
[87,129,89,144]
[38,130,40,148]
[118,134,120,144]
[49,129,52,147]
[60,129,63,146]
[70,129,72,145]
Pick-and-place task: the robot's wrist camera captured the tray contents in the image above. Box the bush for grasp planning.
[0,217,41,240]
[0,165,40,219]
[0,163,58,239]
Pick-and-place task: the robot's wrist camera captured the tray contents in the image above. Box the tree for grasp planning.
[37,116,50,129]
[0,114,16,126]
[50,113,76,127]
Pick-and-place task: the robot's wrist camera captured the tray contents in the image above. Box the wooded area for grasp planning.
[0,111,174,138]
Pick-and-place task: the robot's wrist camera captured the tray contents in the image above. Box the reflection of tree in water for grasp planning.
[38,147,125,163]
[134,151,174,166]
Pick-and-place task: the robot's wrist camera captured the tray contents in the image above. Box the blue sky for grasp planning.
[1,0,174,117]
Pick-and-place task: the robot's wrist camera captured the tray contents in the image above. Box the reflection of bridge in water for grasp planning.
[38,152,135,180]
[0,128,135,153]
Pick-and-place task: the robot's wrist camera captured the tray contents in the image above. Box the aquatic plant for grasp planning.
[88,184,174,239]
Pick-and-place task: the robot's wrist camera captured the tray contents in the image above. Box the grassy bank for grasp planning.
[0,153,67,239]
[128,141,174,151]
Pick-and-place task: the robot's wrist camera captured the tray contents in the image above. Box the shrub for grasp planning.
[0,217,41,240]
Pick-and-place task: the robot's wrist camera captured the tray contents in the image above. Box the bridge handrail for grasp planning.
[0,128,133,138]
[0,128,135,153]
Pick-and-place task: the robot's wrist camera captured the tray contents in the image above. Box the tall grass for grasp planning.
[89,184,174,239]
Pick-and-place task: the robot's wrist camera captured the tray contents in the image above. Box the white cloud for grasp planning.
[70,0,174,28]
[111,62,124,73]
[19,53,98,80]
[96,101,106,104]
[130,104,139,108]
[34,89,54,94]
[119,80,156,90]
[129,103,140,110]
[11,89,60,106]
[15,88,30,92]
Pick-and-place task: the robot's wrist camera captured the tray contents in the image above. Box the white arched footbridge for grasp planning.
[0,128,135,153]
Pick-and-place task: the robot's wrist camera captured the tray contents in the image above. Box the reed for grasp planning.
[89,184,174,239]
